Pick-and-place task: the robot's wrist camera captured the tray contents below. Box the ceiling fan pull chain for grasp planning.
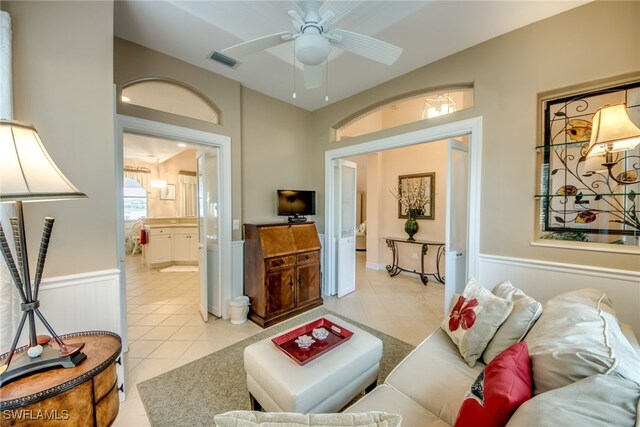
[325,60,329,102]
[292,38,297,99]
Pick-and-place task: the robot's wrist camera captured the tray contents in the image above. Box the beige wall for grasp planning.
[2,1,116,276]
[113,38,246,239]
[124,149,197,218]
[311,1,640,272]
[114,39,316,234]
[241,88,314,224]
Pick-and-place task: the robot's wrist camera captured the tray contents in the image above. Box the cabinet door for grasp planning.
[188,233,199,261]
[172,234,190,261]
[265,268,296,316]
[296,262,321,307]
[150,235,172,263]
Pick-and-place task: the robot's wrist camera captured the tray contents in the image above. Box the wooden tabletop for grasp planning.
[0,331,121,410]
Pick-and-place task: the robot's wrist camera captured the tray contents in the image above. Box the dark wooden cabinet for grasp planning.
[244,222,323,328]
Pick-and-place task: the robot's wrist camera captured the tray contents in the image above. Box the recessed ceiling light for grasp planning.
[121,95,131,102]
[178,143,187,147]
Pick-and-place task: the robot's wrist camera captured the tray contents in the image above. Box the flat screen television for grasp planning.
[277,189,315,222]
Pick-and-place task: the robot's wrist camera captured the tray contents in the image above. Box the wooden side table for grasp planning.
[0,331,121,426]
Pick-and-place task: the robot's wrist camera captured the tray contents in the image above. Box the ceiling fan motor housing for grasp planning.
[295,32,331,65]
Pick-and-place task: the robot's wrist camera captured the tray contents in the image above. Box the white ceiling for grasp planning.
[114,0,588,111]
[123,133,193,163]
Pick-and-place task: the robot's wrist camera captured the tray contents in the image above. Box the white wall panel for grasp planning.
[478,254,640,336]
[34,270,122,342]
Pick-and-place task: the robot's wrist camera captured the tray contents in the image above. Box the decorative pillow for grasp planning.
[525,288,640,395]
[455,341,532,427]
[482,281,542,364]
[213,411,402,427]
[442,278,513,367]
[506,374,639,427]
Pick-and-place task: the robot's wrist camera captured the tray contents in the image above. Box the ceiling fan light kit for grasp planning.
[218,0,402,97]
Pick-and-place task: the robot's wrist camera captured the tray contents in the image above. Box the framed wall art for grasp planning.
[396,172,435,220]
[160,183,176,201]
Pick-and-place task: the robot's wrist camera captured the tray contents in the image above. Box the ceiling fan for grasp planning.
[216,0,403,90]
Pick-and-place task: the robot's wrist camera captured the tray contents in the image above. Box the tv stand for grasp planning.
[288,216,307,223]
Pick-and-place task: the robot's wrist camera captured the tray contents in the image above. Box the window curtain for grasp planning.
[0,11,19,352]
[179,173,197,217]
[124,168,150,191]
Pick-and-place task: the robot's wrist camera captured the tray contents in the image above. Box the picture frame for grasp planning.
[397,172,435,220]
[160,183,176,200]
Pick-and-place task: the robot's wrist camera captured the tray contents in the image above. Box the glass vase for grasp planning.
[404,209,419,241]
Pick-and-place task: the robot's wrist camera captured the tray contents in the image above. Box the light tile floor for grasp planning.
[114,252,444,426]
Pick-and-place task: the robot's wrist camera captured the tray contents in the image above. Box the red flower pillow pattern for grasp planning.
[455,341,532,427]
[442,279,513,367]
[449,295,478,332]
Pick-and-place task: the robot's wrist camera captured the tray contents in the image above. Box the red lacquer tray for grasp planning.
[272,317,354,365]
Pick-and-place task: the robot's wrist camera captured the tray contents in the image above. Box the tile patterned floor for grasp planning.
[114,252,444,426]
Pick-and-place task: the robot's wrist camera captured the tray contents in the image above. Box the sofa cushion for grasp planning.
[442,278,513,367]
[455,341,532,427]
[482,281,542,364]
[525,288,640,395]
[214,411,401,427]
[386,328,483,426]
[345,384,450,427]
[506,374,640,427]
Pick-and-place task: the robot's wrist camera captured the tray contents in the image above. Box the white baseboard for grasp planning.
[478,254,640,336]
[366,262,385,271]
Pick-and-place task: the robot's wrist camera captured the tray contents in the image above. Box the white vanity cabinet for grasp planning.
[172,227,198,262]
[144,225,198,268]
[147,227,173,265]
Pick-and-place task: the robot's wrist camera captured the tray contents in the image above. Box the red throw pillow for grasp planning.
[455,341,532,427]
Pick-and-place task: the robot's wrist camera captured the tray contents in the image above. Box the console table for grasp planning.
[0,331,122,426]
[384,237,445,285]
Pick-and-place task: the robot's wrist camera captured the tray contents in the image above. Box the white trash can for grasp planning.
[229,296,250,325]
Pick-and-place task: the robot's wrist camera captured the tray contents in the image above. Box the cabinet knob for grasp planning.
[289,278,293,289]
[298,276,303,287]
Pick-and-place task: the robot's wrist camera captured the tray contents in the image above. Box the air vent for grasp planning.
[209,51,238,68]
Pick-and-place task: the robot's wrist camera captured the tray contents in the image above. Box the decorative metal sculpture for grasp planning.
[539,81,640,243]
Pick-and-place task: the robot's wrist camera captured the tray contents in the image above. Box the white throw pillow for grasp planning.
[506,375,639,427]
[442,278,513,367]
[525,288,640,395]
[482,280,543,364]
[214,411,402,427]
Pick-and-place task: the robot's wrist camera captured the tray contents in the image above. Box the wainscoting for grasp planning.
[478,254,640,336]
[38,269,122,336]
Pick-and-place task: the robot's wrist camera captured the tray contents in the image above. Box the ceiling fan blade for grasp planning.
[221,32,291,58]
[304,64,323,89]
[331,29,402,65]
[319,1,363,25]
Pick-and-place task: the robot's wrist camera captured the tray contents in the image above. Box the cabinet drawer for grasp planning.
[297,252,319,265]
[149,227,172,236]
[266,256,295,270]
[173,227,197,235]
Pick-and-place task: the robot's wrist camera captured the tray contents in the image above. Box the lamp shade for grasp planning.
[0,120,87,202]
[585,104,640,157]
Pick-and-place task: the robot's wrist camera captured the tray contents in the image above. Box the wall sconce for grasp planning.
[585,104,640,185]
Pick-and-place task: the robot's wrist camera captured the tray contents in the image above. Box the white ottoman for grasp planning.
[244,314,383,414]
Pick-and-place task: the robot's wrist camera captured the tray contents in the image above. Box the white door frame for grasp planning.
[324,116,482,302]
[115,114,232,348]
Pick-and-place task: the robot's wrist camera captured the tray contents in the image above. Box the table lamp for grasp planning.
[0,120,88,385]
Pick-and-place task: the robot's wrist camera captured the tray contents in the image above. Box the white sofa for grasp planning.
[346,288,640,426]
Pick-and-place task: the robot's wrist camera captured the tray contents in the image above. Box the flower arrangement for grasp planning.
[390,178,430,216]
